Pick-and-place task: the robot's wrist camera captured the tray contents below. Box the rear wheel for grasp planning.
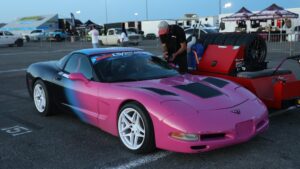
[15,39,23,47]
[33,80,55,116]
[118,102,155,153]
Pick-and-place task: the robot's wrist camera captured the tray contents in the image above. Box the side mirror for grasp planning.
[69,73,89,83]
[298,59,300,64]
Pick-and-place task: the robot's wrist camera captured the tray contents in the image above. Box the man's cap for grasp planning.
[158,21,169,35]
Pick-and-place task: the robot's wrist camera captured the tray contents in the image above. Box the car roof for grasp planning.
[74,47,143,56]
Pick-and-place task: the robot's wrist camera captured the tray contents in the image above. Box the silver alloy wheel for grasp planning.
[33,84,46,113]
[118,107,146,150]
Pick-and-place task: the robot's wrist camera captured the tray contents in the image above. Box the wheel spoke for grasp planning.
[123,133,132,137]
[121,124,131,132]
[136,124,145,134]
[136,131,145,138]
[133,133,139,147]
[132,112,138,123]
[122,114,130,126]
[129,133,134,146]
[124,112,133,123]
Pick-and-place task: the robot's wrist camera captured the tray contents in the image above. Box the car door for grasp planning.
[54,53,99,124]
[4,31,16,44]
[107,29,116,45]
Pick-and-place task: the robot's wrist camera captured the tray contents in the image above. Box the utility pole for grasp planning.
[219,0,222,14]
[105,0,108,23]
[146,0,149,20]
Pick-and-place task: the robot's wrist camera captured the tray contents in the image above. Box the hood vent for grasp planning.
[203,77,229,88]
[175,83,223,98]
[142,87,177,96]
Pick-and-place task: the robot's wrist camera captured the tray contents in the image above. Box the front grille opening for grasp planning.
[200,133,226,141]
[191,145,207,150]
[256,120,266,130]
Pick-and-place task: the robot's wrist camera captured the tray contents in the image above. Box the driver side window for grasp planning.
[64,54,94,80]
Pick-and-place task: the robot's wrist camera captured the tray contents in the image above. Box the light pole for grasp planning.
[105,0,108,23]
[134,13,139,29]
[145,0,148,20]
[219,0,222,15]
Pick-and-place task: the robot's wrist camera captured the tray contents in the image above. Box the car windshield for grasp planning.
[115,29,122,34]
[91,52,179,82]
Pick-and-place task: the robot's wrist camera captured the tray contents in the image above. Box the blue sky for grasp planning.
[1,0,300,24]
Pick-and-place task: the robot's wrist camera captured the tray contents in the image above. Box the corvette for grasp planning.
[26,47,269,153]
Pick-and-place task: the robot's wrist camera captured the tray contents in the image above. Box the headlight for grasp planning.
[170,132,199,141]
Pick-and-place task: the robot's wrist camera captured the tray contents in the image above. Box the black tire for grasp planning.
[203,34,220,48]
[15,39,23,47]
[99,40,104,46]
[223,34,240,46]
[32,80,56,116]
[212,34,226,45]
[25,36,30,42]
[118,102,155,154]
[55,35,61,41]
[235,34,267,70]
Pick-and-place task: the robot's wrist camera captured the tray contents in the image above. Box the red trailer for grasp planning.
[190,36,300,110]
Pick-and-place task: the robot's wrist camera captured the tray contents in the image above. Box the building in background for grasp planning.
[141,19,176,37]
[0,14,59,39]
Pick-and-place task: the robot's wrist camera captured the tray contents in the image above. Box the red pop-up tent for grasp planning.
[222,7,253,21]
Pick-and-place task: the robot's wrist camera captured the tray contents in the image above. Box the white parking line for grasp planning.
[0,68,27,74]
[102,151,171,169]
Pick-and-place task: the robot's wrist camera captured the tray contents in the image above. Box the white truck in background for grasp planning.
[99,28,142,46]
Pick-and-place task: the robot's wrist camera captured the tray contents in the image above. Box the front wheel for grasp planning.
[33,80,55,116]
[55,35,61,41]
[118,102,155,153]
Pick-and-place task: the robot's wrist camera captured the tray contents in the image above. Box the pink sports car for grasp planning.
[26,47,269,153]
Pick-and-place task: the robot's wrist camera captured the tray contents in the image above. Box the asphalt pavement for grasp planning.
[0,40,299,169]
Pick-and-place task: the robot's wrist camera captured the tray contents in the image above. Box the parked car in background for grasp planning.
[185,28,218,39]
[0,31,23,47]
[47,30,68,41]
[99,28,142,46]
[126,28,143,45]
[29,29,47,41]
[145,33,157,40]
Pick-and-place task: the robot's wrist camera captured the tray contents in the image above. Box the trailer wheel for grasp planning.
[223,34,240,46]
[235,34,267,71]
[212,34,226,45]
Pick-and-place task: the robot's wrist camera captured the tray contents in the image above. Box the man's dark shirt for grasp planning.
[159,25,187,73]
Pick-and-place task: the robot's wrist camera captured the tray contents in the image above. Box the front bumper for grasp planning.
[156,115,269,153]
